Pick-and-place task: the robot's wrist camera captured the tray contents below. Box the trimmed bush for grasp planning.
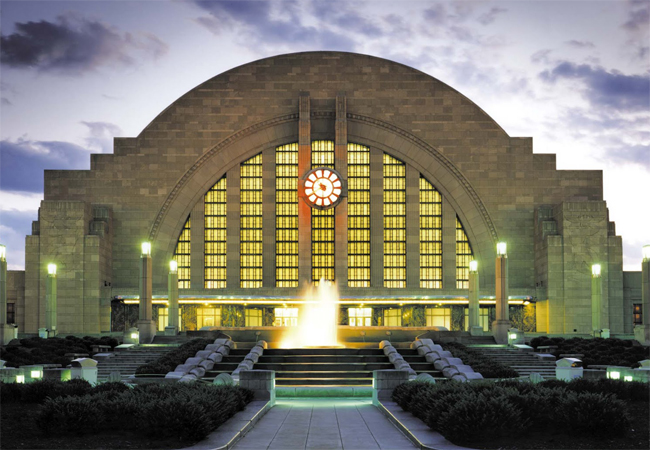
[392,378,638,444]
[135,338,212,375]
[37,393,106,435]
[530,337,649,368]
[442,342,519,378]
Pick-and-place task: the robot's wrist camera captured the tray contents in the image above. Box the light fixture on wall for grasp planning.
[0,244,6,260]
[496,242,507,256]
[141,242,151,256]
[47,263,57,275]
[643,245,650,262]
[169,260,178,273]
[469,260,478,272]
[592,264,601,277]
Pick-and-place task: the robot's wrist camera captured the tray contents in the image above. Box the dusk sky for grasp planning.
[0,0,648,272]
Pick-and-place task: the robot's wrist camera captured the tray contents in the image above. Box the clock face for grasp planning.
[304,168,343,209]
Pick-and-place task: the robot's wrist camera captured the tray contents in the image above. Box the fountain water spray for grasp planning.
[279,279,341,348]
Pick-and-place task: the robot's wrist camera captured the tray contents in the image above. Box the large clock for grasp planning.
[303,167,343,209]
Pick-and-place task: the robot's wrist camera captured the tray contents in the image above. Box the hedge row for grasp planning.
[442,342,519,378]
[0,336,119,368]
[135,338,213,375]
[392,378,642,443]
[2,380,254,442]
[530,337,649,368]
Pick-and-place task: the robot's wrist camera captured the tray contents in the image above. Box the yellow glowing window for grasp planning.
[204,176,227,289]
[425,307,451,329]
[245,308,263,327]
[347,143,371,287]
[383,308,402,326]
[420,176,442,289]
[276,143,299,287]
[383,154,406,288]
[173,216,191,289]
[312,141,335,284]
[456,216,474,289]
[241,154,263,288]
[197,306,221,328]
[348,307,372,326]
[274,307,298,327]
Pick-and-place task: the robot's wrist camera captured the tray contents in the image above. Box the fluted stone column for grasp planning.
[635,245,650,344]
[45,264,57,337]
[137,243,156,343]
[468,260,482,336]
[492,243,510,344]
[165,260,179,336]
[591,264,603,334]
[0,245,15,345]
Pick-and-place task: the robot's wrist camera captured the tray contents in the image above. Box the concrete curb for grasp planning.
[181,399,272,450]
[376,400,475,450]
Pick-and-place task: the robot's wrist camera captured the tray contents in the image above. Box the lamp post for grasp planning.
[468,260,482,336]
[0,244,15,345]
[635,245,650,345]
[137,242,156,343]
[493,242,510,344]
[591,264,603,336]
[45,263,57,337]
[165,260,179,335]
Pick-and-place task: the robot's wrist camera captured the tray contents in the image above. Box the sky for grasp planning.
[0,0,648,272]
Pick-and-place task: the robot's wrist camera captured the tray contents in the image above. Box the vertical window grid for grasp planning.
[348,307,372,326]
[173,216,191,289]
[276,144,299,287]
[241,154,263,288]
[204,177,227,288]
[348,143,371,287]
[456,216,474,289]
[383,154,406,288]
[419,176,443,288]
[312,141,335,284]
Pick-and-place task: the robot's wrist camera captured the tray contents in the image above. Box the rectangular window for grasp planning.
[480,308,490,331]
[383,308,402,326]
[633,304,642,326]
[419,176,442,288]
[456,216,474,289]
[348,143,371,287]
[173,217,191,289]
[274,307,298,327]
[348,307,372,326]
[241,154,263,288]
[197,306,221,329]
[383,154,406,288]
[245,308,263,327]
[6,303,15,324]
[312,141,335,284]
[205,177,227,288]
[157,308,168,331]
[425,307,451,329]
[276,144,299,287]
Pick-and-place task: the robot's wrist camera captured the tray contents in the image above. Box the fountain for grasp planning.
[279,279,341,348]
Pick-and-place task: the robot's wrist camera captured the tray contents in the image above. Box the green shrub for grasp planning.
[436,392,525,441]
[136,396,213,441]
[0,381,23,403]
[442,342,519,378]
[135,338,212,375]
[37,393,106,435]
[558,391,629,436]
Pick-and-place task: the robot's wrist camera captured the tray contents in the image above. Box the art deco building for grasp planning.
[5,52,641,336]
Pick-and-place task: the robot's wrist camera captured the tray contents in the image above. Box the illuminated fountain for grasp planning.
[280,279,341,348]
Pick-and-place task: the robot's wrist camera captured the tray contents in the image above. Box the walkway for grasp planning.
[232,398,416,450]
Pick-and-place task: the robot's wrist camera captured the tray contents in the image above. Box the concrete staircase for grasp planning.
[467,345,557,379]
[205,347,443,387]
[96,346,177,382]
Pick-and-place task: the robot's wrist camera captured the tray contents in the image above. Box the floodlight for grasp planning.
[496,242,507,256]
[47,264,57,275]
[0,244,6,260]
[169,260,178,273]
[592,264,601,277]
[469,260,478,272]
[643,245,650,262]
[141,242,151,256]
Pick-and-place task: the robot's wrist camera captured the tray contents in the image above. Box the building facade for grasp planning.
[6,52,640,336]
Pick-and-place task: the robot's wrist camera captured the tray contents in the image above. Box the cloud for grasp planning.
[1,97,12,106]
[531,49,552,64]
[622,2,649,32]
[81,121,122,153]
[0,207,38,270]
[603,142,650,168]
[1,14,168,74]
[540,62,650,112]
[478,7,507,25]
[0,138,91,192]
[565,40,595,48]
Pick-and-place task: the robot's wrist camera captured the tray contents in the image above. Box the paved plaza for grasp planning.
[232,398,416,450]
